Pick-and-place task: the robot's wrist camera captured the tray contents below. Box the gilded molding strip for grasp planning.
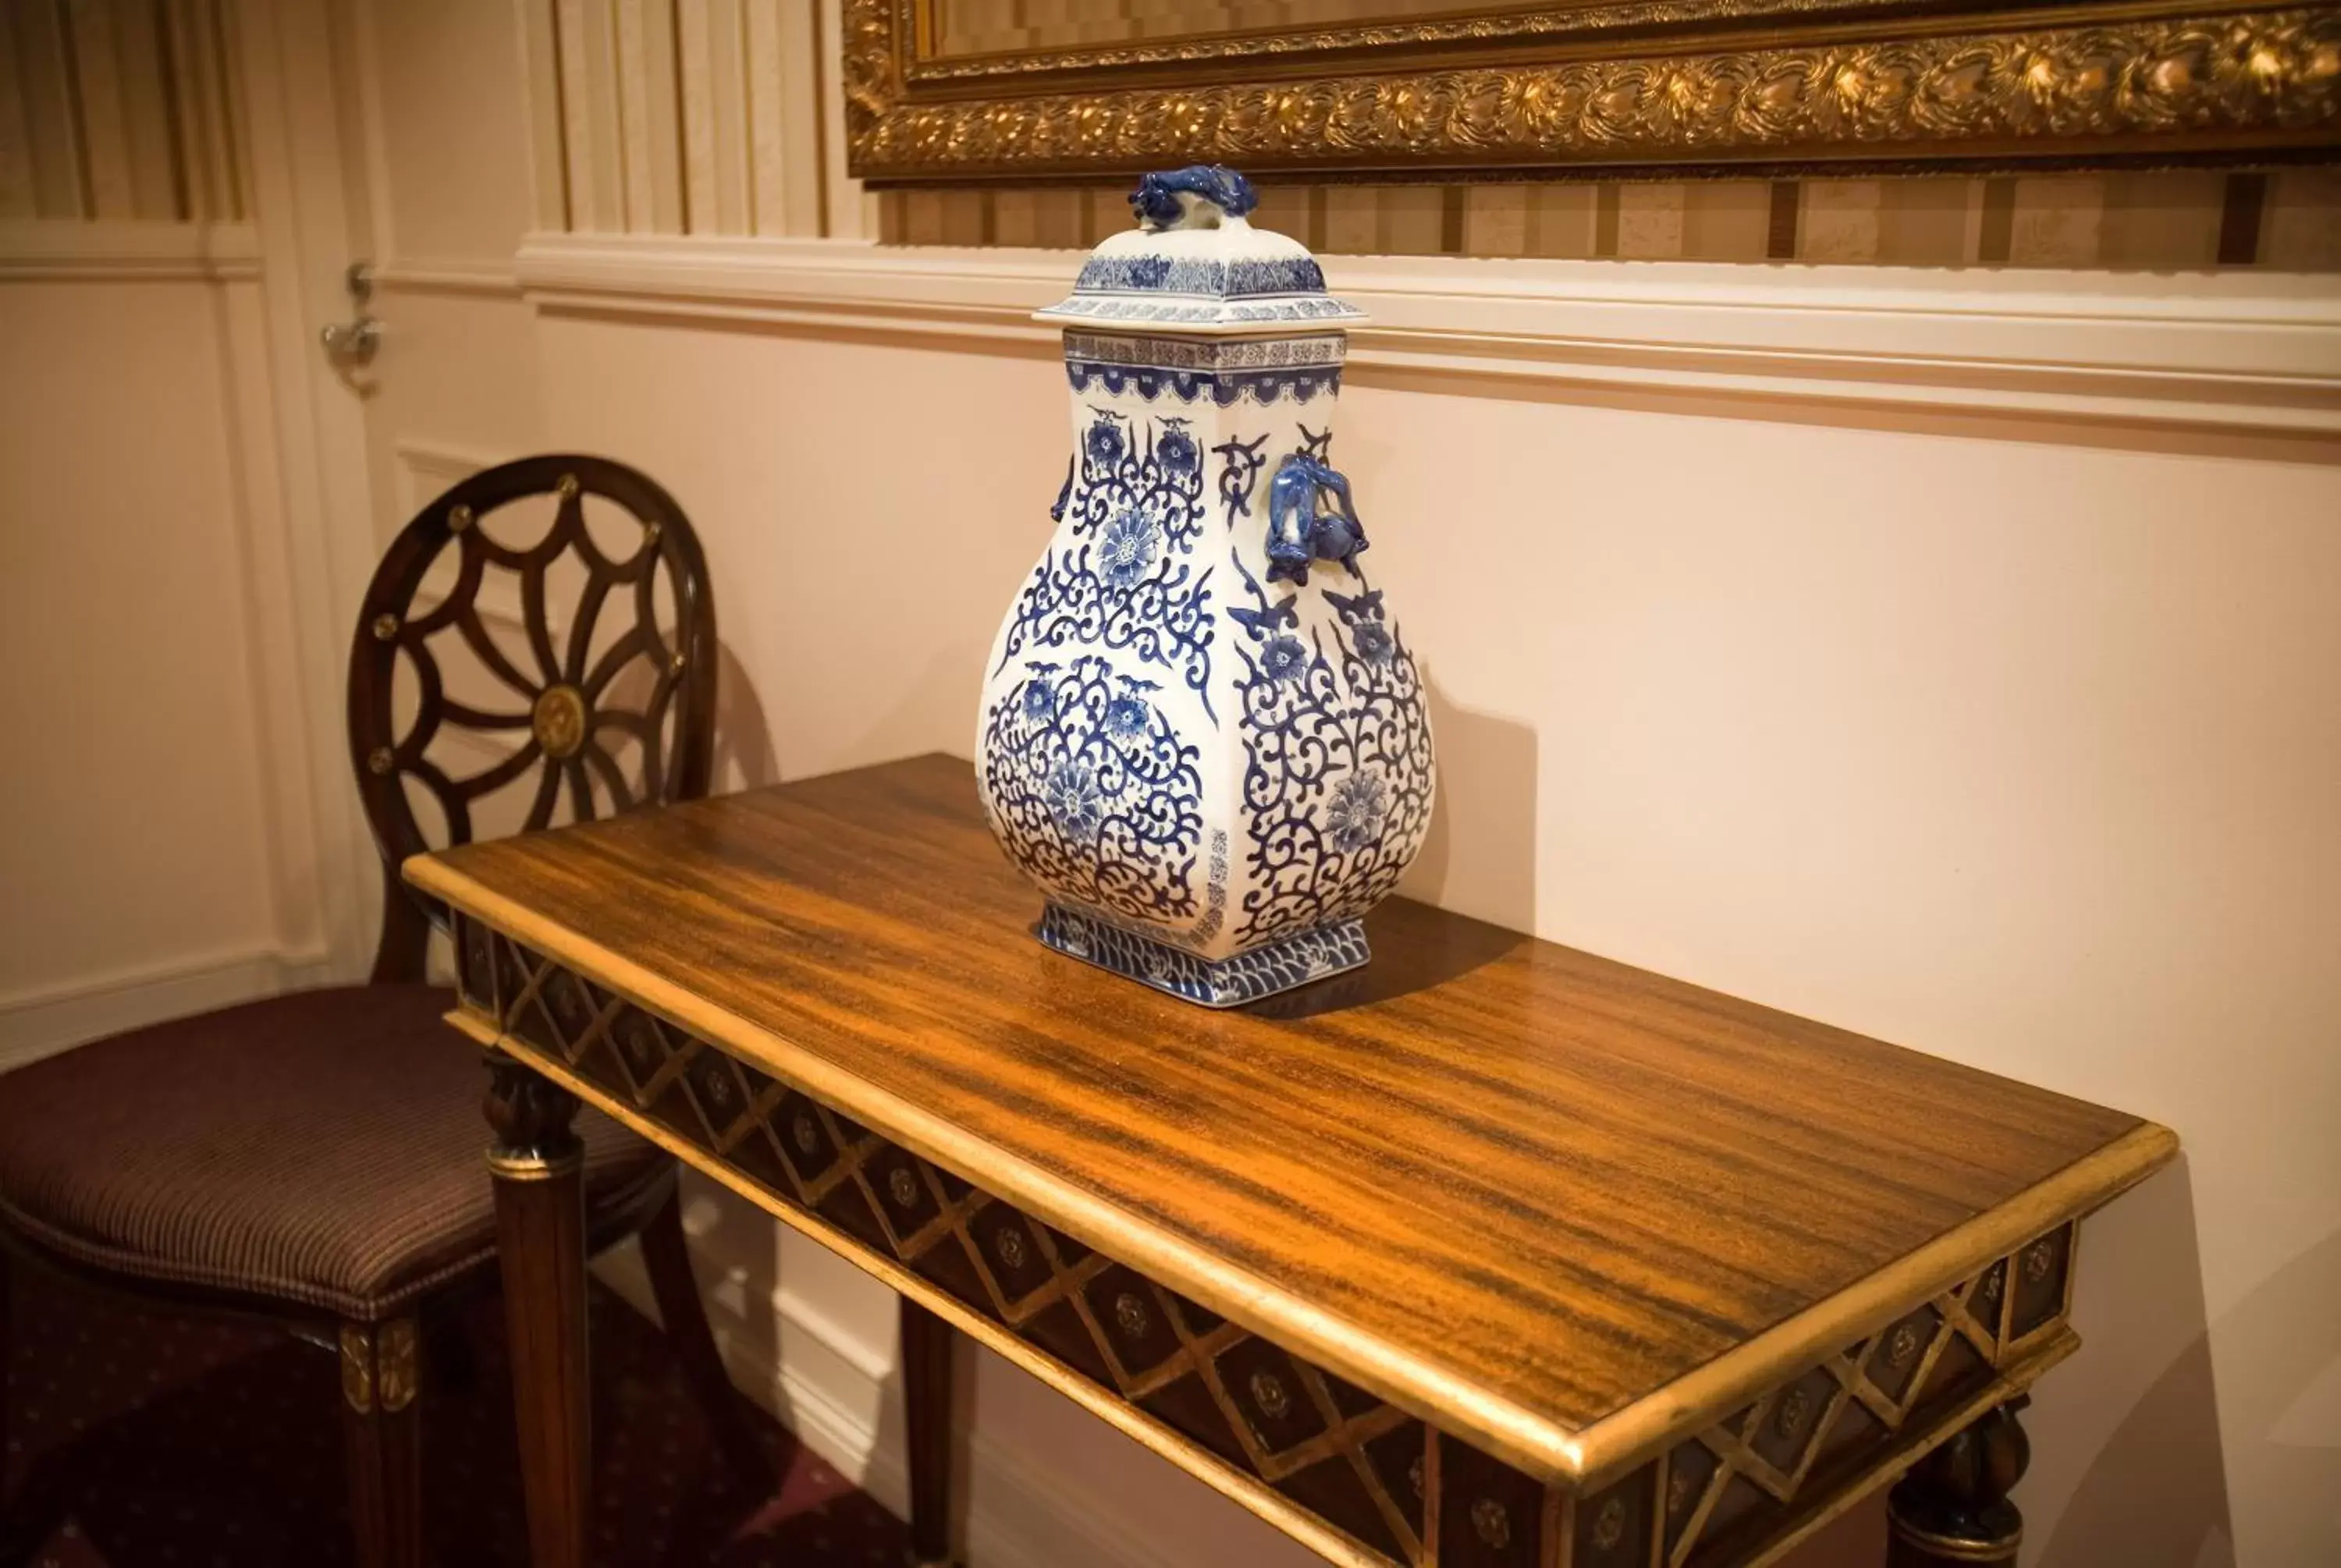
[904,0,1931,85]
[845,3,2341,180]
[483,1148,586,1181]
[447,911,2097,1568]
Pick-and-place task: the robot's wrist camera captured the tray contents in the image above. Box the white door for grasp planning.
[335,0,549,549]
[321,0,663,881]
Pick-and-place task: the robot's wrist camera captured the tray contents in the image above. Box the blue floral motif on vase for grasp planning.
[993,410,1217,720]
[982,657,1204,927]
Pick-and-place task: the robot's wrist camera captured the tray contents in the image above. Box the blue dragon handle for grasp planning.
[1265,453,1367,587]
[1129,165,1258,231]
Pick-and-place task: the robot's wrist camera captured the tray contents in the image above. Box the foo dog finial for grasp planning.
[1129,165,1258,232]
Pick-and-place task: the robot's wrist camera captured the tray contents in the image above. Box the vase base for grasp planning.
[1036,903,1369,1008]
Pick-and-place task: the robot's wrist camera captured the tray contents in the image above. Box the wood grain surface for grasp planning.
[407,754,2172,1486]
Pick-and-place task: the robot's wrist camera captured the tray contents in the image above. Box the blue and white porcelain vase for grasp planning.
[976,165,1434,1007]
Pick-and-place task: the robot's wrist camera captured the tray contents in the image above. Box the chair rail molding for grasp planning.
[0,219,262,282]
[371,256,526,297]
[513,230,2341,436]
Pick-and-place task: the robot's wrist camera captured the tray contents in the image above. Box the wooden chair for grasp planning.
[0,456,764,1566]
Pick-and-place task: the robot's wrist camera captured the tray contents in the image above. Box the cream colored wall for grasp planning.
[0,278,295,1041]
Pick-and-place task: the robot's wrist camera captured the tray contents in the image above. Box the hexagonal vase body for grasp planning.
[975,178,1434,1006]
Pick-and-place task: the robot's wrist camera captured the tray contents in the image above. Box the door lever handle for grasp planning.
[321,315,381,366]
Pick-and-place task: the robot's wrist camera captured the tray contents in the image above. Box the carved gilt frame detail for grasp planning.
[843,1,2341,182]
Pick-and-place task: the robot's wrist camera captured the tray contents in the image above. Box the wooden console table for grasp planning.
[406,754,2173,1568]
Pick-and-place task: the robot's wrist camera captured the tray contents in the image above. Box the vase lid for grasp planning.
[1034,165,1365,338]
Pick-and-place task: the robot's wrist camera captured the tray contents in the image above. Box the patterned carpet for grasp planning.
[0,1267,909,1566]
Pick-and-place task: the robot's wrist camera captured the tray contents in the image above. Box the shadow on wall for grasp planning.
[596,635,780,795]
[2042,1159,2340,1568]
[2033,1155,2233,1567]
[2199,1225,2341,1566]
[1400,674,1540,937]
[845,641,989,778]
[713,633,988,793]
[712,638,783,791]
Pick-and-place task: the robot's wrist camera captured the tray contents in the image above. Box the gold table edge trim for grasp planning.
[484,1147,586,1182]
[1567,1118,2171,1488]
[414,849,2172,1488]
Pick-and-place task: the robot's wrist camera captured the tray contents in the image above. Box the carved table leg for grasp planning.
[901,1294,959,1566]
[340,1317,424,1568]
[1887,1397,2031,1566]
[485,1050,591,1568]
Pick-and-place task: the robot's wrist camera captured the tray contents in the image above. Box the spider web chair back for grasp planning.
[346,455,717,982]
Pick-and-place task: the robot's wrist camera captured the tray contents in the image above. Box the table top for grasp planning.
[408,753,2172,1489]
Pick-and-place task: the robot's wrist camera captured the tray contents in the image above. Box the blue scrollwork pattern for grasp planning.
[1037,904,1367,1008]
[1065,360,1340,407]
[981,656,1204,925]
[1074,254,1327,297]
[996,410,1216,721]
[1218,440,1433,946]
[1043,295,1355,327]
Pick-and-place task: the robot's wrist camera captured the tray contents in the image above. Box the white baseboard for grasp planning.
[593,1243,1189,1568]
[0,945,339,1073]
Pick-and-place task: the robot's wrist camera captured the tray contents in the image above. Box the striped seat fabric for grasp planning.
[0,984,664,1320]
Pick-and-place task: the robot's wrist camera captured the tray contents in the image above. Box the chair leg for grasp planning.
[640,1180,770,1491]
[339,1318,425,1568]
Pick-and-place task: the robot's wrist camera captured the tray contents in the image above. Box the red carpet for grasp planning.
[1,1267,909,1566]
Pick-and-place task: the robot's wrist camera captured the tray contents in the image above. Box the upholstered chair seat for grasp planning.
[0,984,666,1321]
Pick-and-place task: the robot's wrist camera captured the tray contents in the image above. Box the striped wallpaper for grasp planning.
[883,171,2341,270]
[0,0,244,224]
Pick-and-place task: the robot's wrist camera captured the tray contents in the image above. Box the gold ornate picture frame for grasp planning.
[843,0,2341,183]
